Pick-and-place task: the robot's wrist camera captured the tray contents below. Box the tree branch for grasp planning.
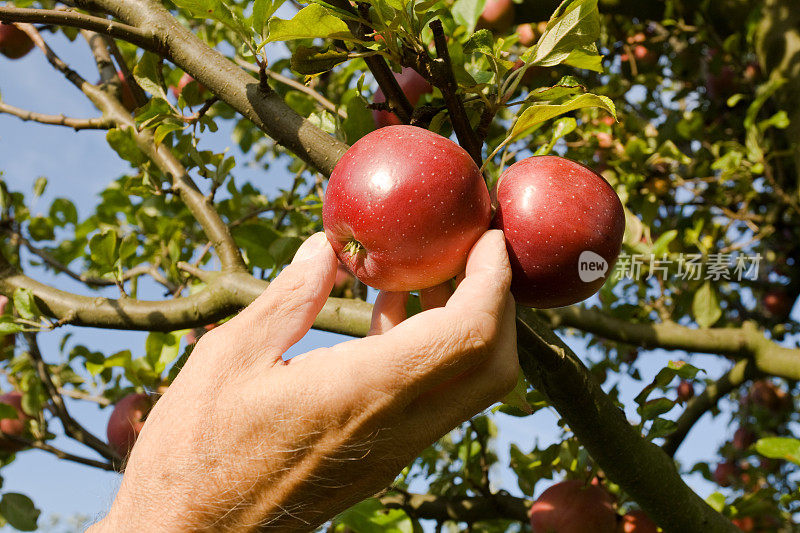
[380,492,529,523]
[662,360,756,456]
[541,306,800,380]
[0,6,164,55]
[0,102,113,130]
[0,431,115,471]
[74,0,348,176]
[23,333,120,464]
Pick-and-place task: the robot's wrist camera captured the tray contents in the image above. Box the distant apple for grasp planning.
[0,392,30,453]
[477,0,515,32]
[733,427,755,450]
[0,24,34,60]
[713,461,737,487]
[117,71,138,112]
[106,393,154,457]
[373,67,432,128]
[529,480,617,533]
[676,380,694,403]
[323,125,491,291]
[171,73,207,100]
[185,323,217,345]
[491,156,625,308]
[517,24,537,47]
[763,289,793,320]
[620,510,659,532]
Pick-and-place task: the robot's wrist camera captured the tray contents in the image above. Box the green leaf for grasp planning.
[106,128,147,166]
[563,45,604,72]
[144,331,186,374]
[647,418,677,439]
[509,93,615,142]
[500,372,533,414]
[0,493,40,532]
[333,498,414,533]
[452,0,487,34]
[290,46,350,75]
[692,281,721,328]
[118,234,138,263]
[133,53,169,102]
[32,177,47,198]
[637,397,676,420]
[524,0,601,67]
[12,289,40,321]
[265,5,354,43]
[89,229,119,270]
[755,437,800,466]
[706,492,726,513]
[0,318,25,335]
[173,0,249,38]
[252,0,286,35]
[154,120,184,145]
[49,198,78,226]
[463,29,494,56]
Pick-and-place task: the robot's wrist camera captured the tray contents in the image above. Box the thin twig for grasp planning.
[0,431,115,470]
[0,102,113,130]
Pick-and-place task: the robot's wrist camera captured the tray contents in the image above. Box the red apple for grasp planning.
[745,380,783,411]
[477,0,515,32]
[0,24,34,60]
[491,156,625,308]
[171,72,206,99]
[106,393,154,457]
[373,67,433,129]
[731,516,755,532]
[323,125,491,291]
[763,289,793,319]
[676,380,694,403]
[186,323,217,345]
[733,427,755,450]
[117,71,138,112]
[517,23,537,47]
[713,461,737,487]
[529,480,617,533]
[619,510,659,532]
[0,392,30,452]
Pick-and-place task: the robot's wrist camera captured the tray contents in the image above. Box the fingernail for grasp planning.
[292,232,329,264]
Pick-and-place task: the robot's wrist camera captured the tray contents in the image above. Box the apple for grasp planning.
[171,72,207,100]
[529,480,617,533]
[106,393,155,457]
[731,516,755,532]
[733,427,755,450]
[0,24,34,60]
[491,156,625,308]
[0,392,30,452]
[619,510,659,533]
[713,461,737,487]
[323,125,491,291]
[676,380,694,403]
[477,0,515,32]
[373,67,433,129]
[517,24,537,47]
[763,289,793,319]
[744,380,786,411]
[185,323,217,345]
[116,71,138,112]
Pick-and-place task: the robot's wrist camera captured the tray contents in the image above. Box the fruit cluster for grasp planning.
[323,125,625,308]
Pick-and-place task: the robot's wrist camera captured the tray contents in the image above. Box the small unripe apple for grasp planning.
[477,0,515,32]
[373,67,432,129]
[619,510,659,532]
[529,480,617,533]
[0,24,34,60]
[713,461,737,487]
[0,392,30,452]
[323,125,491,291]
[106,393,155,457]
[491,156,625,308]
[676,380,694,403]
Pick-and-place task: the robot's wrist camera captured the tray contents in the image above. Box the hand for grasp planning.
[90,229,518,532]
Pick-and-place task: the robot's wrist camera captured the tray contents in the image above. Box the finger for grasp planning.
[419,281,453,311]
[368,291,408,336]
[227,232,338,359]
[329,230,513,401]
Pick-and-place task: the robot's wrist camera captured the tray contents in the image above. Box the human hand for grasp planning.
[90,229,518,532]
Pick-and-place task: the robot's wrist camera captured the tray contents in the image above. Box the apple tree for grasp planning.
[0,0,799,530]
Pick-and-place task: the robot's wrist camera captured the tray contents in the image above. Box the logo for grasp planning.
[578,251,608,283]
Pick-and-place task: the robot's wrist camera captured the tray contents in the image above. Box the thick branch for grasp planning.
[541,306,800,380]
[662,360,756,456]
[0,102,112,130]
[75,0,348,176]
[514,308,738,532]
[380,492,529,523]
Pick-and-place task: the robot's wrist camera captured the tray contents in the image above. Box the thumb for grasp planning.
[230,232,338,360]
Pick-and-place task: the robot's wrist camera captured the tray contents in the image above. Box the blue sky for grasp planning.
[0,28,755,532]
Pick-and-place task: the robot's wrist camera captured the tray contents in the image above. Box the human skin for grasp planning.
[88,230,518,532]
